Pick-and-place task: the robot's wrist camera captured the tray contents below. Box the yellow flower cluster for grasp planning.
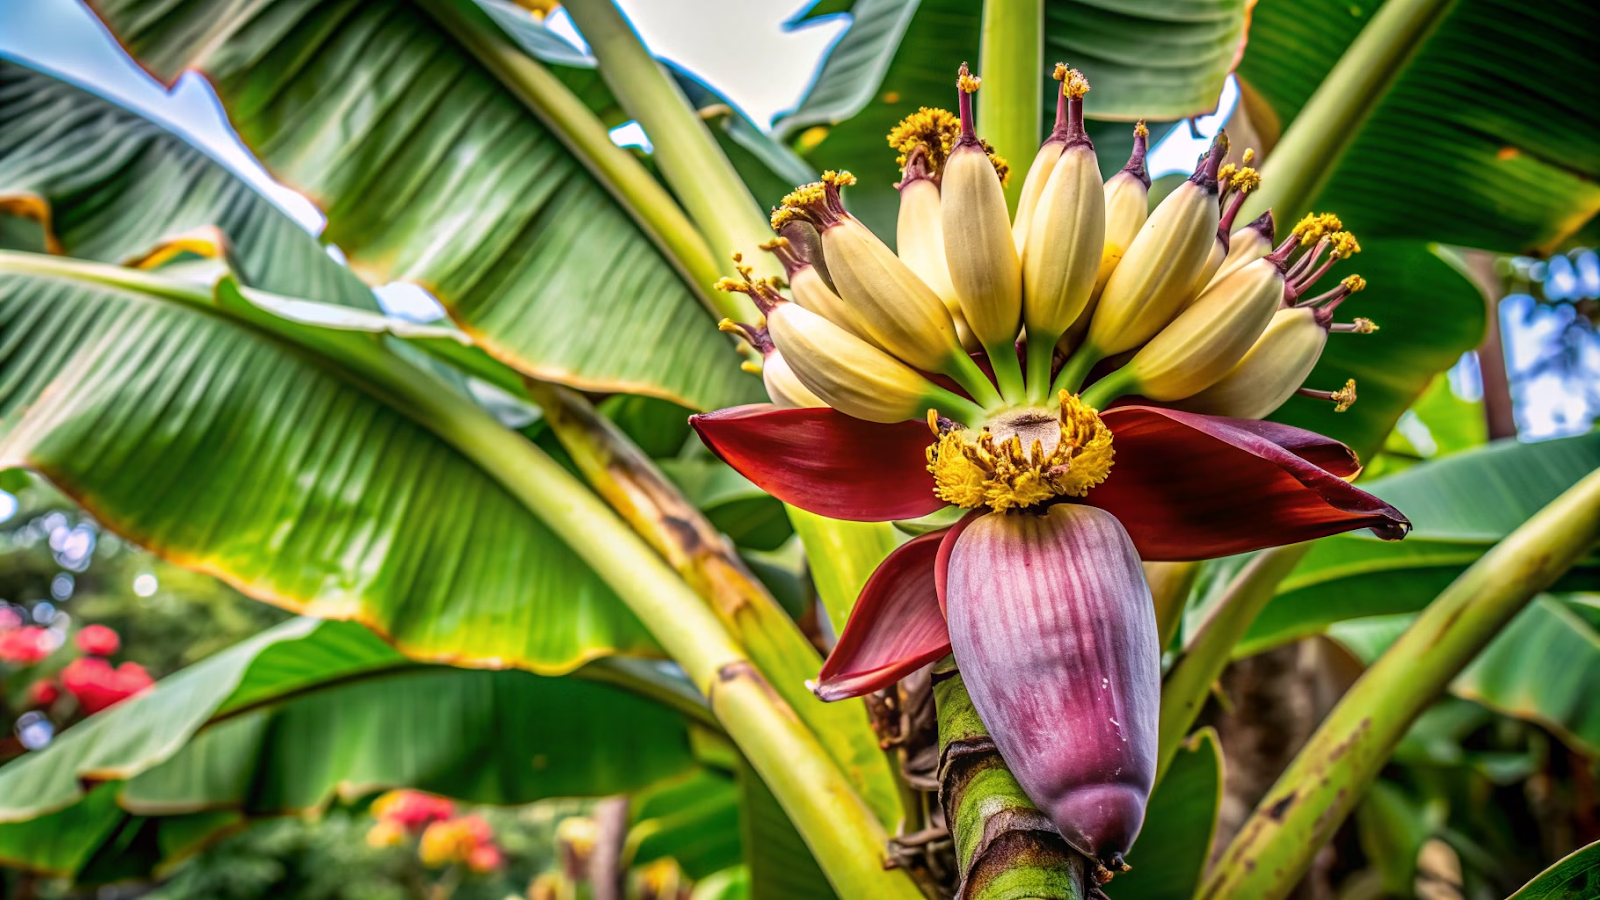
[929,392,1114,511]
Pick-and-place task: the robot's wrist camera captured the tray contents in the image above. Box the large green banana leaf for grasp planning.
[0,619,701,878]
[1238,432,1600,656]
[0,251,660,672]
[0,60,375,312]
[471,0,817,211]
[1239,0,1600,255]
[85,0,760,412]
[774,0,1248,234]
[1506,838,1600,899]
[1454,595,1600,758]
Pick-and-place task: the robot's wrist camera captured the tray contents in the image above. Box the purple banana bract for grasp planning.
[945,504,1160,869]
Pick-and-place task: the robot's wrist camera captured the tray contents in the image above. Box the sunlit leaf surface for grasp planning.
[0,256,660,675]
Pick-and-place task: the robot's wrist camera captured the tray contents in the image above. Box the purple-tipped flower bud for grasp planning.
[944,504,1159,870]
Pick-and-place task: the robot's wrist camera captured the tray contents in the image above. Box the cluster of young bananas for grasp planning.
[719,63,1373,426]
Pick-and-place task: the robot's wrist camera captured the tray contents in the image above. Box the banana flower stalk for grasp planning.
[695,63,1409,881]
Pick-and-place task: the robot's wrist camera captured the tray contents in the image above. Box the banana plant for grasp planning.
[0,0,1597,898]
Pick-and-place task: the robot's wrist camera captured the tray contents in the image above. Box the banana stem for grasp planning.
[948,353,1008,412]
[986,341,1028,405]
[1241,0,1453,227]
[934,658,1090,899]
[561,0,782,284]
[978,0,1045,212]
[1078,364,1138,410]
[1024,333,1060,405]
[1051,345,1101,396]
[1201,468,1600,899]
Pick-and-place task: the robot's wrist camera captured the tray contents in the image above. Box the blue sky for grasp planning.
[0,0,1589,440]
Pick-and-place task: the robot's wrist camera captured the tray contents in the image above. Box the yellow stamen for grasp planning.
[1351,317,1378,334]
[770,205,806,231]
[780,182,827,211]
[758,236,788,253]
[1218,163,1237,185]
[714,254,783,310]
[926,392,1114,511]
[1242,148,1256,165]
[1342,274,1367,292]
[1292,212,1344,246]
[1053,63,1069,82]
[1333,379,1358,412]
[512,0,561,19]
[1133,120,1149,139]
[740,360,764,374]
[927,408,940,435]
[1230,166,1260,194]
[887,107,961,173]
[1328,231,1361,258]
[982,141,1011,185]
[958,63,981,94]
[774,174,853,230]
[1062,68,1090,99]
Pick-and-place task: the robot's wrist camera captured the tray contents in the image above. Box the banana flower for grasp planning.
[695,64,1409,875]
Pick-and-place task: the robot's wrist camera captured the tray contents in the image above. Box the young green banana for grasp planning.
[942,64,1024,400]
[1020,67,1103,401]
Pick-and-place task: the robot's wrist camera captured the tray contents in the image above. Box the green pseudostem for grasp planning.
[978,0,1044,212]
[935,658,1089,900]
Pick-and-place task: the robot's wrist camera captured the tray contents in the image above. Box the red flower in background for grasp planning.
[75,624,121,657]
[27,679,59,707]
[372,790,456,832]
[61,657,153,713]
[0,626,52,665]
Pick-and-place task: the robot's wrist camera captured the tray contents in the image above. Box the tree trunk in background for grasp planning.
[590,797,630,900]
[1461,251,1517,440]
[1206,639,1364,896]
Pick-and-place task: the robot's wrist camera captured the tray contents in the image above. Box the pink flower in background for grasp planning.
[61,657,153,713]
[466,842,504,873]
[75,624,121,657]
[0,626,52,665]
[27,679,59,707]
[371,790,457,831]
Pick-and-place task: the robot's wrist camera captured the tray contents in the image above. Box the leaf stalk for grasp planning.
[978,0,1045,212]
[1200,467,1600,899]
